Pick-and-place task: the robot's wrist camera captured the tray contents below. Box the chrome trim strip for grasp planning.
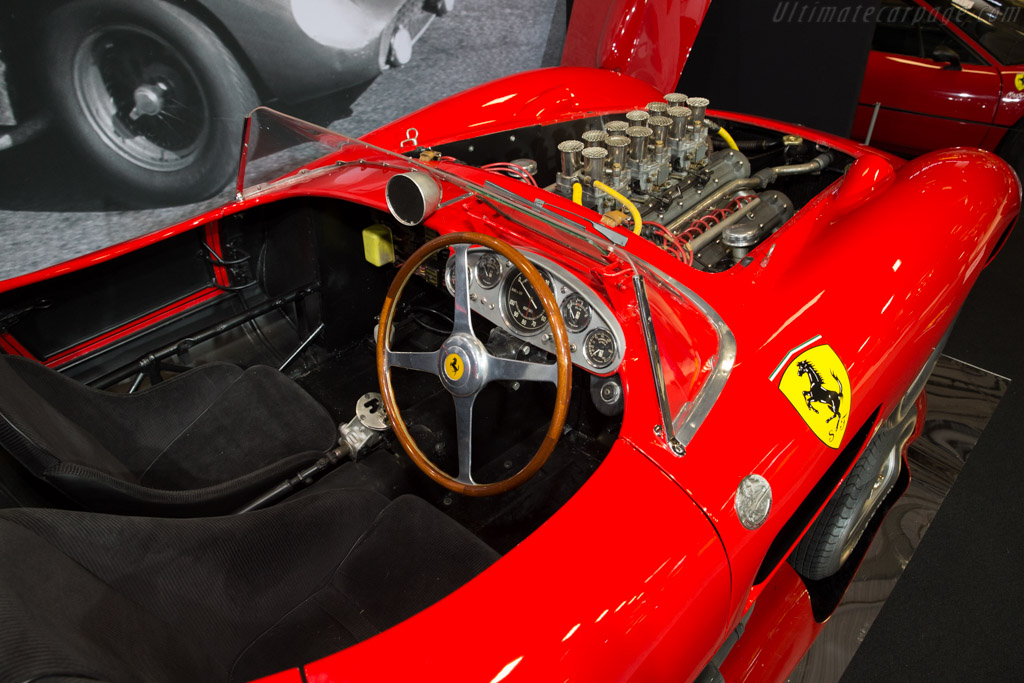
[632,274,679,453]
[632,260,737,449]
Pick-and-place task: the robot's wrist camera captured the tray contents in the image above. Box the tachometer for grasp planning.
[504,269,552,334]
[560,292,592,332]
[583,328,616,369]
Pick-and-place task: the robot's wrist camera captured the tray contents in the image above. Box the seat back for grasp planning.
[0,357,333,516]
[0,357,133,480]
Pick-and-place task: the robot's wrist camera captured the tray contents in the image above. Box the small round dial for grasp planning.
[504,269,552,334]
[583,328,616,369]
[560,292,592,333]
[445,259,474,294]
[475,253,503,289]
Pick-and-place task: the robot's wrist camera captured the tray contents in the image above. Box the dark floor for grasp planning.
[841,207,1024,680]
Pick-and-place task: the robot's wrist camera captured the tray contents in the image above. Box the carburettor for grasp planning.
[554,94,717,217]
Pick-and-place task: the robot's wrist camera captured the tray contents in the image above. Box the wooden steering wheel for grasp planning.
[376,232,572,496]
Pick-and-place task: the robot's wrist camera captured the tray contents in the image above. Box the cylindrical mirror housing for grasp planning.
[386,171,442,226]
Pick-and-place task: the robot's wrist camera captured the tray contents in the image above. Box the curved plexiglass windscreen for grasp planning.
[239,108,619,263]
[237,107,728,447]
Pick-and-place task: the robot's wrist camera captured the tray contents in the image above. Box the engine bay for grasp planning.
[433,93,852,272]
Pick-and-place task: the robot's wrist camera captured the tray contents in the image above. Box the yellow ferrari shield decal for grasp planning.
[778,344,850,448]
[444,353,465,381]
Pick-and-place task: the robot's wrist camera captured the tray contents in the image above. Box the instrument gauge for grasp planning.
[504,269,553,335]
[475,253,503,289]
[583,328,616,369]
[445,258,474,295]
[560,292,592,333]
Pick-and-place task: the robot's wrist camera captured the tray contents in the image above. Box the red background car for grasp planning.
[853,0,1024,171]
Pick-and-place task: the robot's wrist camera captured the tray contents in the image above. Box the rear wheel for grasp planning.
[42,0,258,207]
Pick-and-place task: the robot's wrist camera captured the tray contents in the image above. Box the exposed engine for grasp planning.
[498,94,830,272]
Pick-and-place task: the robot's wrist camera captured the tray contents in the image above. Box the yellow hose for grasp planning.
[593,180,643,236]
[571,181,583,205]
[717,125,739,151]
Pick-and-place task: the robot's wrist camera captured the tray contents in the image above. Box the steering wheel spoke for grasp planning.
[453,394,477,485]
[451,244,474,336]
[489,356,559,384]
[386,349,440,375]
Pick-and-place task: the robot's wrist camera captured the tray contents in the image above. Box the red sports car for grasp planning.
[0,2,1017,681]
[853,0,1024,172]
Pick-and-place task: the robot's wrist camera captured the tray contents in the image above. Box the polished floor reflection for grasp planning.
[789,355,1009,682]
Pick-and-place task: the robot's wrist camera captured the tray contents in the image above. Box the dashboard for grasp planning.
[444,249,625,375]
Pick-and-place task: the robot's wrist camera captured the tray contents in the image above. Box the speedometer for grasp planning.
[504,269,552,334]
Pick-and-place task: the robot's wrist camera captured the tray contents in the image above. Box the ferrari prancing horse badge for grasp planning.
[777,343,850,448]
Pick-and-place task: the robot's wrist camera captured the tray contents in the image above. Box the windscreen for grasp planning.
[238,108,616,266]
[237,107,727,446]
[936,0,1024,64]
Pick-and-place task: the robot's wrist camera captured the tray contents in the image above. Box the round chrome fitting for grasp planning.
[605,120,629,134]
[510,158,538,175]
[735,474,772,530]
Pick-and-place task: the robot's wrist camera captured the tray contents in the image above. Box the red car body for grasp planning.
[0,2,1018,682]
[853,0,1024,159]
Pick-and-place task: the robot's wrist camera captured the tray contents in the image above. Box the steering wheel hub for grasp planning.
[129,83,166,119]
[439,334,487,396]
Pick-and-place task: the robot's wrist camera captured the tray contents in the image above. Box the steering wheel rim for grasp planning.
[376,232,573,496]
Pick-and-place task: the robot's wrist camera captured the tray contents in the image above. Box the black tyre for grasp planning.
[41,0,258,207]
[790,426,903,580]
